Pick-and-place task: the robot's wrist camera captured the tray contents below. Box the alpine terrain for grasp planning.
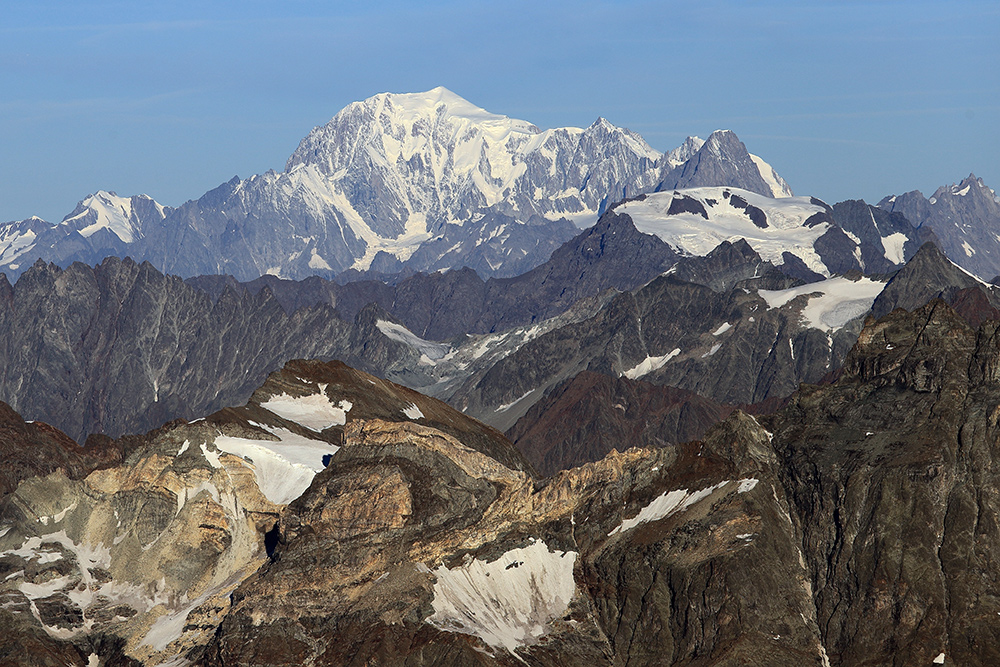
[3,87,1000,666]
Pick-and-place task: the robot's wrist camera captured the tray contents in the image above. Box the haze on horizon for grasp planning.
[2,0,998,224]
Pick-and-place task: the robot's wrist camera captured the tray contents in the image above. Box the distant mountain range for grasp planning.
[0,88,794,282]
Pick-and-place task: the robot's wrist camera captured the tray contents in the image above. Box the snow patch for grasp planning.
[623,348,681,379]
[213,427,337,504]
[609,481,729,536]
[307,248,332,270]
[712,322,732,336]
[880,232,908,264]
[402,403,424,420]
[933,652,945,664]
[758,277,886,332]
[260,391,352,431]
[962,240,976,257]
[376,320,451,361]
[38,502,77,525]
[199,443,222,469]
[701,343,722,358]
[495,391,533,413]
[427,540,577,655]
[176,440,190,457]
[175,481,220,515]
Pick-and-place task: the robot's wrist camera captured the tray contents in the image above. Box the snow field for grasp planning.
[427,539,578,655]
[758,276,886,332]
[260,384,352,431]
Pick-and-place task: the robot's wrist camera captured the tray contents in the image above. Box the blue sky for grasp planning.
[2,0,998,222]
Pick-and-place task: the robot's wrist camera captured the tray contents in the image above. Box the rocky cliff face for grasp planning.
[764,298,1000,666]
[878,174,1000,280]
[656,130,792,198]
[203,411,821,667]
[452,263,871,430]
[869,241,1000,322]
[0,359,528,666]
[830,199,936,274]
[0,257,430,442]
[0,402,124,500]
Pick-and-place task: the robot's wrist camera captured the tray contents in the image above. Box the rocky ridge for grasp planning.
[0,359,526,666]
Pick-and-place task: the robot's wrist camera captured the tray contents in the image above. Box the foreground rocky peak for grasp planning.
[205,406,818,666]
[764,298,1000,666]
[0,358,532,665]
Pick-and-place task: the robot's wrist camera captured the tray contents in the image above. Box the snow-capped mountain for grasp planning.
[59,190,167,243]
[614,186,862,278]
[878,174,1000,280]
[1,88,795,281]
[0,191,169,273]
[285,88,663,234]
[0,216,48,270]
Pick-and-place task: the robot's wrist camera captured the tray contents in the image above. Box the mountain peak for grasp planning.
[657,129,787,198]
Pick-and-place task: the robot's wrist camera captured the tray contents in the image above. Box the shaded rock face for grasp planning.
[0,257,435,442]
[507,370,733,476]
[388,211,580,280]
[869,241,1000,321]
[767,301,1000,665]
[830,199,935,274]
[656,130,780,198]
[764,299,1000,666]
[0,401,124,499]
[669,238,786,292]
[454,269,861,430]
